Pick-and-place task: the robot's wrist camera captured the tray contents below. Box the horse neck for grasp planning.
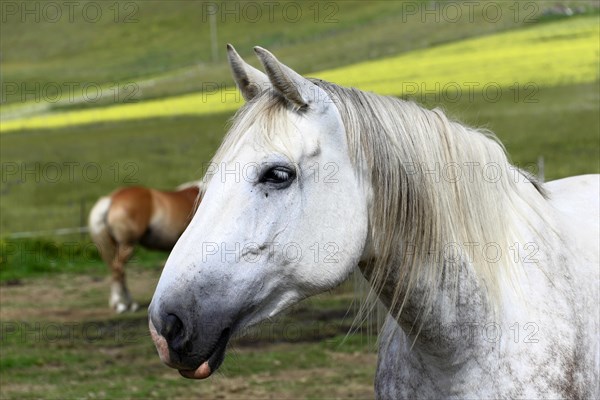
[374,258,493,360]
[365,178,552,364]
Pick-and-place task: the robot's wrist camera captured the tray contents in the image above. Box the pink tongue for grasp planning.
[179,362,211,379]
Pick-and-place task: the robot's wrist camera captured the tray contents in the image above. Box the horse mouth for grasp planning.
[178,328,231,380]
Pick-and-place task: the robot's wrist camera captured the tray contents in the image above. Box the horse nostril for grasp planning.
[163,313,184,344]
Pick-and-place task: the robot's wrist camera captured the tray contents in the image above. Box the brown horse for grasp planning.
[88,183,201,313]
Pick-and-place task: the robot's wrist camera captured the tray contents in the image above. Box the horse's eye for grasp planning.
[259,166,296,188]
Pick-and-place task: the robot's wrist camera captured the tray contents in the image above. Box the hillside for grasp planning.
[1,1,578,120]
[1,15,597,133]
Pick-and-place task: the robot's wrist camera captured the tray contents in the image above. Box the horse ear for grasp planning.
[254,46,323,110]
[227,44,270,101]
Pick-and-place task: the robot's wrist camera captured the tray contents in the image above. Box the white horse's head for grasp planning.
[149,45,370,378]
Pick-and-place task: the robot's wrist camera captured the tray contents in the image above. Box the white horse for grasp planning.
[149,45,599,398]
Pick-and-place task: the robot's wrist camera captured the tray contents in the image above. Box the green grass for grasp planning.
[0,1,405,93]
[3,14,598,133]
[3,0,558,113]
[0,237,101,281]
[0,237,169,282]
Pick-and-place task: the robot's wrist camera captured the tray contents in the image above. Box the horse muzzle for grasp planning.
[148,305,231,379]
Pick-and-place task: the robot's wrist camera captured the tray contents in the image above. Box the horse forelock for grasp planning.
[208,78,552,316]
[203,91,302,186]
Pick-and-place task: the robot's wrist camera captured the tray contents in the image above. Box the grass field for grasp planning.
[1,1,599,399]
[2,15,598,132]
[1,0,561,114]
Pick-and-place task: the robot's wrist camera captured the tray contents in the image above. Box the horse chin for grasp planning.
[180,327,230,379]
[178,362,212,379]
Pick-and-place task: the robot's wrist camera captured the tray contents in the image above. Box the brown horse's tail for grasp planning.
[88,196,117,266]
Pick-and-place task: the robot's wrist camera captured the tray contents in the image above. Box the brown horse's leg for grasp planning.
[109,244,138,313]
[103,187,153,313]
